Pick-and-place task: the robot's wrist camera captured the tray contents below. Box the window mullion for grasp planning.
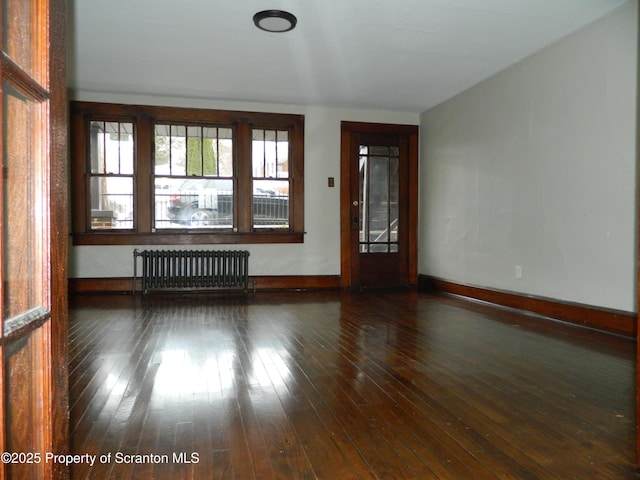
[136,116,152,233]
[215,127,220,175]
[290,122,304,233]
[200,126,205,176]
[235,123,252,233]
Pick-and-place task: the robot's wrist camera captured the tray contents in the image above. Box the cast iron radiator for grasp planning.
[133,249,252,295]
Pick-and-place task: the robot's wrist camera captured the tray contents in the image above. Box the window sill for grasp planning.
[72,231,305,246]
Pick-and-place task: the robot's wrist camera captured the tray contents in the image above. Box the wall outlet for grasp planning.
[514,265,523,279]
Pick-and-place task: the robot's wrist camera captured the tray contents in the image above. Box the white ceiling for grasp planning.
[68,0,631,113]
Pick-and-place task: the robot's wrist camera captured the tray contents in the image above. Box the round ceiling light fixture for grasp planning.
[253,10,297,33]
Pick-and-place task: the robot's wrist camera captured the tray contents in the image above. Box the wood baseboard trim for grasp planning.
[419,275,635,337]
[250,275,341,291]
[69,275,342,295]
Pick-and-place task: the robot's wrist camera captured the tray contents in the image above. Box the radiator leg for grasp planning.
[132,249,139,296]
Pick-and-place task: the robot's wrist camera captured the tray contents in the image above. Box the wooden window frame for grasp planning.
[71,102,305,245]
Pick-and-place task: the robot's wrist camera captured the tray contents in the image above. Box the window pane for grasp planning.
[369,145,390,156]
[90,122,105,174]
[218,128,233,176]
[155,124,190,176]
[253,180,289,229]
[252,129,289,179]
[253,129,290,228]
[158,124,234,176]
[170,125,187,176]
[90,121,134,175]
[157,178,234,229]
[154,124,235,230]
[3,0,42,81]
[200,127,215,176]
[2,82,44,320]
[187,126,203,176]
[90,177,133,229]
[157,125,234,178]
[154,124,171,175]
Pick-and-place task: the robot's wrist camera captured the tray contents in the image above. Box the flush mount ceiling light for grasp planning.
[253,10,297,33]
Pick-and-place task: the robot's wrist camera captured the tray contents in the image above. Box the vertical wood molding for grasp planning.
[407,128,419,285]
[635,0,640,466]
[49,1,70,478]
[339,125,353,288]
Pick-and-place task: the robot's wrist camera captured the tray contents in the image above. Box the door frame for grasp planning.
[635,2,640,468]
[48,1,70,477]
[340,121,419,288]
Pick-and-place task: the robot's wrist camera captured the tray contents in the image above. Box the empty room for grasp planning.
[0,0,637,479]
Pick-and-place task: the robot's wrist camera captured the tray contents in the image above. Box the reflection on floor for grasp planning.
[69,290,636,479]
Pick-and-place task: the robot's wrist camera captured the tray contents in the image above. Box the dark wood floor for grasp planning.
[69,290,637,479]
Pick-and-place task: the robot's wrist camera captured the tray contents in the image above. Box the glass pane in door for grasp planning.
[2,81,45,322]
[358,144,399,253]
[2,0,44,81]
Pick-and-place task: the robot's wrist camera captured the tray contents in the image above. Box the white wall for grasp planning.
[419,1,637,311]
[69,94,419,278]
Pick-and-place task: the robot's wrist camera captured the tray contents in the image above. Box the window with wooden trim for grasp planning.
[153,124,234,230]
[89,120,135,229]
[71,102,305,245]
[252,128,290,229]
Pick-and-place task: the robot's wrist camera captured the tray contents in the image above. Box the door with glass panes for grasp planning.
[341,123,418,289]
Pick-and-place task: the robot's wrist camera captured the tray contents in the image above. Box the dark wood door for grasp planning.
[0,0,68,478]
[340,122,419,289]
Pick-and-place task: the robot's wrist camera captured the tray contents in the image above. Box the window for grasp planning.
[252,129,290,229]
[71,102,305,245]
[89,121,134,229]
[153,124,234,229]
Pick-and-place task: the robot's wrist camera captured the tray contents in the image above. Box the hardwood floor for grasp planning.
[69,290,637,479]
